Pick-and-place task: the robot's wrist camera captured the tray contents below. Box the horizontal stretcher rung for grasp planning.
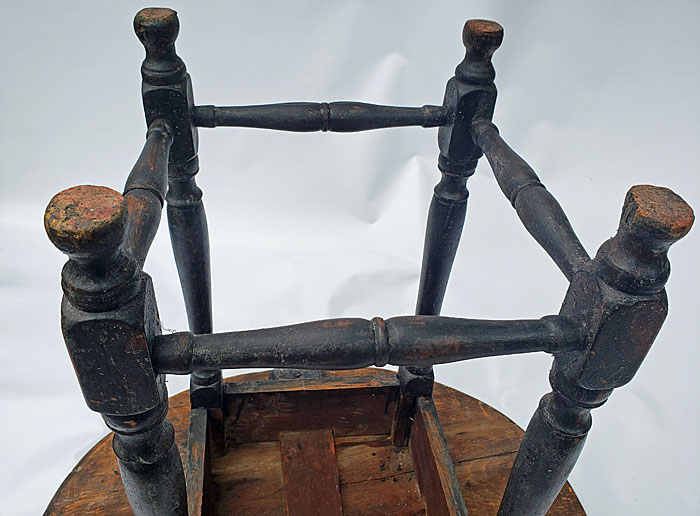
[152,315,584,374]
[192,102,447,131]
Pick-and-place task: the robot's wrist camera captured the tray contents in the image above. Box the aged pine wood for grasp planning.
[279,429,343,516]
[224,370,398,395]
[186,408,209,516]
[410,397,468,515]
[225,372,399,443]
[46,369,586,516]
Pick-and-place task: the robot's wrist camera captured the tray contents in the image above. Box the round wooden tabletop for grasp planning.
[46,369,586,515]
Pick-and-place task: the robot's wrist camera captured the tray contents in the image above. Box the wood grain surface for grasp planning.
[280,429,343,516]
[45,369,586,516]
[410,397,468,515]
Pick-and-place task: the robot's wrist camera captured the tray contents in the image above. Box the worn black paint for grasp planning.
[471,120,590,281]
[193,102,447,131]
[122,119,173,268]
[134,8,224,410]
[44,8,694,516]
[497,185,693,516]
[111,416,188,516]
[151,315,584,374]
[396,18,506,448]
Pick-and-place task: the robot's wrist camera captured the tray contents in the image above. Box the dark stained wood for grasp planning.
[410,397,468,516]
[210,440,286,515]
[396,19,507,451]
[186,407,209,516]
[206,406,226,458]
[122,119,173,268]
[45,177,187,515]
[46,370,586,516]
[498,185,695,516]
[193,102,447,131]
[280,429,343,516]
[44,7,695,516]
[153,316,582,374]
[471,121,590,281]
[135,6,224,410]
[225,372,399,443]
[45,389,191,516]
[392,366,434,446]
[226,370,398,394]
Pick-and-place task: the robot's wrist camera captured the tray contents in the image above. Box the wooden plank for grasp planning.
[226,386,398,443]
[210,434,426,516]
[186,407,209,516]
[340,469,425,516]
[336,434,425,516]
[280,430,343,516]
[452,452,585,516]
[410,397,468,516]
[224,371,398,395]
[272,368,324,380]
[207,406,226,457]
[210,441,285,516]
[47,370,586,516]
[429,386,523,462]
[335,434,414,484]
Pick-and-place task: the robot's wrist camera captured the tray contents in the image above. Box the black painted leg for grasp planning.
[105,395,188,516]
[393,169,471,446]
[167,157,223,410]
[113,422,186,516]
[498,185,695,515]
[46,184,188,514]
[393,18,503,446]
[415,172,469,316]
[497,365,611,516]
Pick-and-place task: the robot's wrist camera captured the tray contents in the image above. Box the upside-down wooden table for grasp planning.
[46,370,586,516]
[44,8,693,516]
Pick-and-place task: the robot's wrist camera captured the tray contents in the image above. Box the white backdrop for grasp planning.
[1,1,699,514]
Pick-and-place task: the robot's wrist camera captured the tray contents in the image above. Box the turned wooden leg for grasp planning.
[497,366,610,516]
[392,170,469,446]
[45,185,188,516]
[167,157,223,409]
[498,185,694,515]
[133,8,224,412]
[107,404,187,516]
[393,19,503,446]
